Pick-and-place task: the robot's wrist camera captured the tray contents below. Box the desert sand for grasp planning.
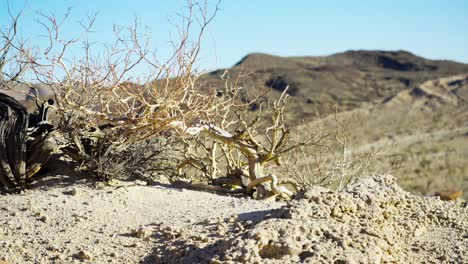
[1,170,466,263]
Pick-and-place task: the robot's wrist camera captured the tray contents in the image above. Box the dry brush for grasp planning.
[0,1,381,198]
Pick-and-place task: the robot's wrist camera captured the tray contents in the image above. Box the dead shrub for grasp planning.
[174,87,328,198]
[19,1,222,180]
[277,117,394,191]
[1,1,390,198]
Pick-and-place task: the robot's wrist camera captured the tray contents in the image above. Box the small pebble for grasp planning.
[74,250,93,260]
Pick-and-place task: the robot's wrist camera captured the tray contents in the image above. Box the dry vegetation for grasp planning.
[173,87,331,198]
[0,1,364,199]
[1,0,465,200]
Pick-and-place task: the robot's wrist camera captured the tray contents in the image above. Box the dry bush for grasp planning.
[174,87,328,198]
[74,134,181,181]
[278,117,395,191]
[172,80,391,197]
[2,1,389,197]
[0,7,27,86]
[16,1,222,179]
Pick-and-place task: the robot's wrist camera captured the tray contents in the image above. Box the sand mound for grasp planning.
[155,175,468,263]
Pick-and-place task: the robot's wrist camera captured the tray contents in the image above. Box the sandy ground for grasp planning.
[1,168,467,263]
[0,172,283,263]
[155,175,468,264]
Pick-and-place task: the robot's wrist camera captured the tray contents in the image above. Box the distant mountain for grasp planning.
[199,50,468,124]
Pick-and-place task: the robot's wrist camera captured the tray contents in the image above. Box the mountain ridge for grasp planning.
[199,50,468,124]
[231,50,468,68]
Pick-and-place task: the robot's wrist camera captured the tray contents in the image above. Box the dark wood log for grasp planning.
[0,92,55,189]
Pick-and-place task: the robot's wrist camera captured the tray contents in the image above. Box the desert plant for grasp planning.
[278,116,395,191]
[0,6,27,85]
[174,87,327,198]
[18,1,222,179]
[2,1,381,198]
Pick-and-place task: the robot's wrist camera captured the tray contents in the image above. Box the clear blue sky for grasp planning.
[2,0,468,72]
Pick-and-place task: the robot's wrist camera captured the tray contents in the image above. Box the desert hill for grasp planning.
[199,50,468,124]
[1,50,466,198]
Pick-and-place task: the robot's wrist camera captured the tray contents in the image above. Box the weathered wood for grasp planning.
[0,92,55,189]
[0,93,28,187]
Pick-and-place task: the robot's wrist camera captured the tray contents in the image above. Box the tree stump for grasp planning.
[0,92,55,190]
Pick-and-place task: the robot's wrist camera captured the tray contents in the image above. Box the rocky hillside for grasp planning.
[383,74,468,108]
[199,50,468,124]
